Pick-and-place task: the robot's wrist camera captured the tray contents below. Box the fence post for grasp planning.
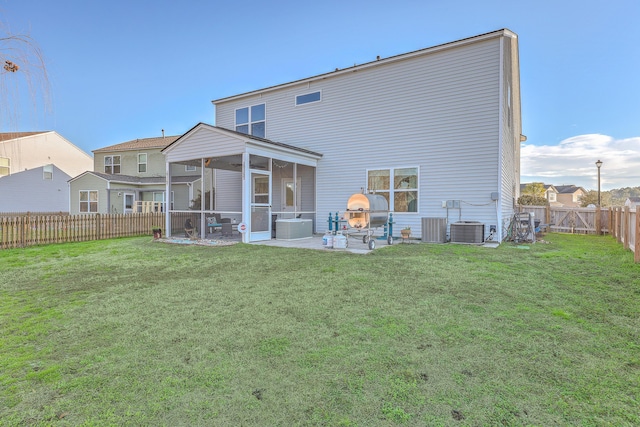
[635,208,639,263]
[624,206,630,250]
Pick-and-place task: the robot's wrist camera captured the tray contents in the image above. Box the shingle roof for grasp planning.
[81,171,198,185]
[555,185,585,194]
[162,123,323,158]
[93,135,180,153]
[0,131,48,142]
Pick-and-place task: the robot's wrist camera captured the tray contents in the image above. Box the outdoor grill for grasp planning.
[341,193,393,249]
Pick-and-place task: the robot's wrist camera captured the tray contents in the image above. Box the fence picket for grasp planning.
[0,212,164,249]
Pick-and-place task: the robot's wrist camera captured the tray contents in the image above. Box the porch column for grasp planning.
[242,151,250,243]
[165,161,172,236]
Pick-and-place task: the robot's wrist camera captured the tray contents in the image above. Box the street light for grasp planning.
[595,160,603,207]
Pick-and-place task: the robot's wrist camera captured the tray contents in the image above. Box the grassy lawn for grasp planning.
[1,234,638,426]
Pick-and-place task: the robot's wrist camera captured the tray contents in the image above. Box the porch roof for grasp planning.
[69,171,198,185]
[162,122,323,159]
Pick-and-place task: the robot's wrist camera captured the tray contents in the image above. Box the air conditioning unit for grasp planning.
[450,221,484,243]
[421,217,447,243]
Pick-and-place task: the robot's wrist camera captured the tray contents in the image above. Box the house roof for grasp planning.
[93,135,180,153]
[0,131,48,142]
[70,171,198,185]
[212,28,517,104]
[626,197,640,202]
[162,123,323,158]
[555,185,586,194]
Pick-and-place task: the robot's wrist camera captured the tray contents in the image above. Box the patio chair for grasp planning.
[184,218,197,239]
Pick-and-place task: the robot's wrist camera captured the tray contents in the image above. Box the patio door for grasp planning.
[124,193,135,214]
[250,171,271,241]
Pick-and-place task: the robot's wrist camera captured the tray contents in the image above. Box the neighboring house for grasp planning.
[624,197,640,209]
[68,135,202,214]
[0,165,70,212]
[554,185,586,207]
[162,28,523,243]
[0,131,92,178]
[0,131,93,213]
[519,183,561,206]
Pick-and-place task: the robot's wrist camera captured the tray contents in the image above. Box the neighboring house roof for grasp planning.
[162,123,323,158]
[555,185,586,194]
[93,135,180,153]
[625,197,640,203]
[212,28,517,104]
[0,131,48,142]
[69,171,198,185]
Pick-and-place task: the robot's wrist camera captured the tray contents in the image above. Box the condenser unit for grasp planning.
[450,221,484,244]
[421,217,447,243]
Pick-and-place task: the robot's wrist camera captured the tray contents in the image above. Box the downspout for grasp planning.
[107,181,111,213]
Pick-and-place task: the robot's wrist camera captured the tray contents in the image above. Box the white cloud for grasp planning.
[521,134,640,190]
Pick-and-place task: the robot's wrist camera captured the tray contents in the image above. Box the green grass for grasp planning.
[1,234,639,426]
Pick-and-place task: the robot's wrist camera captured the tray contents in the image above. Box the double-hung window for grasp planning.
[79,190,98,213]
[138,153,147,173]
[235,103,266,138]
[104,155,121,174]
[367,167,418,212]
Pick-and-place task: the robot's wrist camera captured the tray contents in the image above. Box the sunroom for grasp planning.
[161,123,322,243]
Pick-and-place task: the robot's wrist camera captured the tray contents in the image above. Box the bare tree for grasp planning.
[0,25,51,130]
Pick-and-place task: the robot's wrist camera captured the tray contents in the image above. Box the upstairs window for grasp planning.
[138,153,147,173]
[104,155,121,174]
[0,157,9,177]
[367,167,419,213]
[235,103,265,138]
[43,164,53,180]
[296,91,321,106]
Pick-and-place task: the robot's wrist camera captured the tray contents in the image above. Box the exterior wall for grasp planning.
[93,148,200,178]
[557,191,585,207]
[0,132,92,178]
[498,35,522,233]
[0,165,70,212]
[164,127,245,162]
[215,34,515,238]
[69,174,109,215]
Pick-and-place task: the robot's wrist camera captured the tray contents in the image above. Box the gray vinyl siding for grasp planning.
[214,170,242,212]
[216,37,507,237]
[164,127,245,162]
[0,165,70,213]
[69,174,108,215]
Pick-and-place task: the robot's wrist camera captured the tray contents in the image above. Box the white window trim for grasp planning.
[43,164,53,180]
[104,155,121,174]
[366,166,420,213]
[138,153,147,173]
[295,90,322,106]
[79,190,98,213]
[235,103,266,137]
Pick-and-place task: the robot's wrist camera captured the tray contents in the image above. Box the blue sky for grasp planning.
[1,0,638,190]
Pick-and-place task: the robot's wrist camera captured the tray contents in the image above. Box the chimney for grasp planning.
[162,129,165,138]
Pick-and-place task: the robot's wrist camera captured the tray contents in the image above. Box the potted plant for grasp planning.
[400,226,411,239]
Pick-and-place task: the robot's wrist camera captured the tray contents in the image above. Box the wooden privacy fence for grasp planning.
[518,205,639,263]
[0,212,164,249]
